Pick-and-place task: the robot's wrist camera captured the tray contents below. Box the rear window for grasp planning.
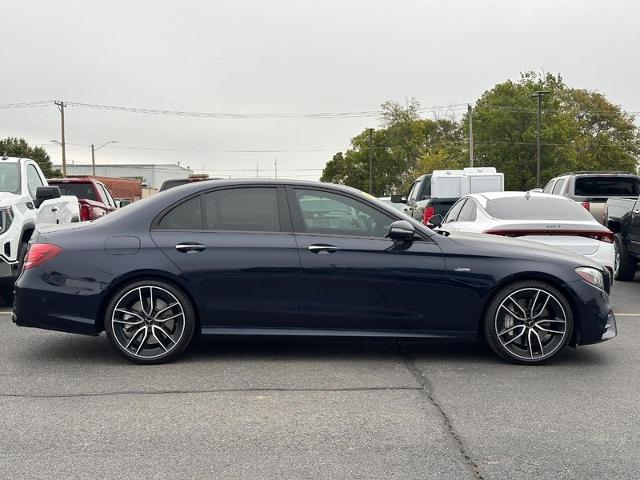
[52,182,98,201]
[486,196,594,221]
[574,176,640,196]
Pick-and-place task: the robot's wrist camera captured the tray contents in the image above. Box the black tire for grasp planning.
[614,235,637,281]
[17,240,28,273]
[104,279,196,364]
[483,280,574,365]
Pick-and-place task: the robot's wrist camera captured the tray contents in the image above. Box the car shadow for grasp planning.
[15,332,611,369]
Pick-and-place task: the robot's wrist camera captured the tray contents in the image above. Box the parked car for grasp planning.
[13,180,616,365]
[48,177,117,220]
[159,174,221,192]
[396,168,504,225]
[430,191,615,275]
[0,156,80,298]
[603,195,640,280]
[542,171,640,224]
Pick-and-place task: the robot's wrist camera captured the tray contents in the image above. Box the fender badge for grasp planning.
[454,267,471,272]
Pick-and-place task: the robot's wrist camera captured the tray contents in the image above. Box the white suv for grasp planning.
[0,156,80,290]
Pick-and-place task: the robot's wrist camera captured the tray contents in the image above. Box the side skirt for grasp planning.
[201,327,477,341]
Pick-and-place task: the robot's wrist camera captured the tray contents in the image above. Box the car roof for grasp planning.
[161,178,370,197]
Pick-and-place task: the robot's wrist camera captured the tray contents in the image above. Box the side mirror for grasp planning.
[427,214,443,228]
[607,219,621,234]
[34,186,61,208]
[390,194,406,204]
[387,220,415,241]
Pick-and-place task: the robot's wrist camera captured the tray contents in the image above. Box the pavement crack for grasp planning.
[396,342,485,480]
[0,385,421,399]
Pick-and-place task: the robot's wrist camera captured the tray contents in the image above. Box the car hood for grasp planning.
[442,231,603,270]
[0,191,21,206]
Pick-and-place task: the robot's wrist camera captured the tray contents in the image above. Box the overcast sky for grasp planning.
[1,0,638,179]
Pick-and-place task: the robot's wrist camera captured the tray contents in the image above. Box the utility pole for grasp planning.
[468,104,474,167]
[368,128,374,195]
[531,90,550,187]
[91,144,96,176]
[54,101,67,176]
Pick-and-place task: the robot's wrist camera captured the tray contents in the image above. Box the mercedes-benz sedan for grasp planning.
[13,180,616,364]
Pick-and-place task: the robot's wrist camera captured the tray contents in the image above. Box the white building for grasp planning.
[53,163,193,189]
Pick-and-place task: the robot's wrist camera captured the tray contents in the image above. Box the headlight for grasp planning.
[575,267,605,291]
[0,206,13,235]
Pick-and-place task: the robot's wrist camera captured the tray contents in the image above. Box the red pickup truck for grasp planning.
[48,178,117,220]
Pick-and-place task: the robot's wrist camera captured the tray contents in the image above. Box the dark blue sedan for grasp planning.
[13,180,616,364]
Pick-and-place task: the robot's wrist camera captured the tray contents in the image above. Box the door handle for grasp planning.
[175,243,206,253]
[51,207,58,212]
[308,244,339,254]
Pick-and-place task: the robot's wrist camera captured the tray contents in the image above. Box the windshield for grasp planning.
[0,163,21,194]
[486,196,595,221]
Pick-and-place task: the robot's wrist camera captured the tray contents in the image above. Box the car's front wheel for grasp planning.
[105,279,196,364]
[483,281,574,364]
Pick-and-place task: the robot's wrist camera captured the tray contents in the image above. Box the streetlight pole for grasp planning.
[91,141,118,177]
[531,90,550,187]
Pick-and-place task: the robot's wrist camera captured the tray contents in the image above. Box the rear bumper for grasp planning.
[13,282,101,336]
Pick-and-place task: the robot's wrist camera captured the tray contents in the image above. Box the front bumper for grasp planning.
[563,279,617,346]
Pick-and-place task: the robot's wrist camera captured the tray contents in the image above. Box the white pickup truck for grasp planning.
[0,156,80,290]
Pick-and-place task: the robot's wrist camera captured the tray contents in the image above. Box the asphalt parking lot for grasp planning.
[0,276,638,480]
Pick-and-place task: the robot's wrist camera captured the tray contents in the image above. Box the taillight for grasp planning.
[79,203,92,221]
[422,206,436,224]
[23,243,62,270]
[580,201,590,210]
[483,229,615,243]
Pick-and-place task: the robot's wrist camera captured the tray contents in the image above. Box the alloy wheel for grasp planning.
[111,285,186,360]
[494,288,568,361]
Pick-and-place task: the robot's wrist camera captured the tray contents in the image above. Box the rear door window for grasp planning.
[457,199,477,222]
[574,177,640,196]
[552,179,565,195]
[203,187,280,232]
[542,180,556,194]
[444,199,466,223]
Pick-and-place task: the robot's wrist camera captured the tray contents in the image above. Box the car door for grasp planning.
[286,186,447,332]
[150,185,301,330]
[26,164,58,224]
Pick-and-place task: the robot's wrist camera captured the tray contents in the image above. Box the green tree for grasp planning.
[467,72,639,190]
[0,137,62,178]
[321,100,466,195]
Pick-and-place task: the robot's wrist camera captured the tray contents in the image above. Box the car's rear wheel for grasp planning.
[105,280,195,364]
[614,235,637,281]
[483,281,574,364]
